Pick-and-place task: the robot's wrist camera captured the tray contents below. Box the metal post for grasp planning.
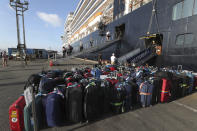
[15,4,21,50]
[10,0,29,63]
[22,7,26,51]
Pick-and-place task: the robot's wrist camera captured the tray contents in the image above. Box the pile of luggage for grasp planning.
[9,64,197,131]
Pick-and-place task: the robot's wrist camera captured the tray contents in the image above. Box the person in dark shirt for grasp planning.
[79,41,83,52]
[90,37,94,47]
[68,44,73,56]
[62,47,66,58]
[98,54,102,65]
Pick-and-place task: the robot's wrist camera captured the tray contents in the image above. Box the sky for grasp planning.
[0,0,78,52]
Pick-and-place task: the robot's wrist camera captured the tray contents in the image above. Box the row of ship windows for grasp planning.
[176,33,194,45]
[172,0,197,20]
[72,0,103,33]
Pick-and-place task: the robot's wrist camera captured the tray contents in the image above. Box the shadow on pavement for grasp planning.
[0,68,41,72]
[0,81,25,87]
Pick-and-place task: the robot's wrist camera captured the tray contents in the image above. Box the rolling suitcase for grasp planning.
[23,95,46,131]
[45,91,65,127]
[152,77,162,104]
[101,80,113,114]
[39,76,64,94]
[122,82,132,111]
[160,78,172,103]
[128,81,139,106]
[65,83,83,123]
[139,81,153,107]
[111,82,126,114]
[84,82,103,121]
[170,75,182,100]
[178,74,190,96]
[185,72,194,94]
[9,95,26,131]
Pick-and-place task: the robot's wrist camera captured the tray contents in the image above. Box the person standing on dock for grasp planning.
[98,53,102,65]
[2,51,8,67]
[80,41,83,52]
[110,53,116,65]
[68,44,73,56]
[62,46,66,58]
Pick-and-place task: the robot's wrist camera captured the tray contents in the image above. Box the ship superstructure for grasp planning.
[63,0,153,47]
[62,0,197,71]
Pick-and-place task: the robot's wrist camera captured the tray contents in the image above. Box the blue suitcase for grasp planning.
[45,91,65,127]
[185,72,194,94]
[91,68,102,78]
[139,81,153,107]
[39,76,64,94]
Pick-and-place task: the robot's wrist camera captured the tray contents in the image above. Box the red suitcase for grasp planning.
[160,78,171,103]
[9,95,26,131]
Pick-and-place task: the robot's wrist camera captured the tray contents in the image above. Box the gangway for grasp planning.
[118,47,157,66]
[65,38,121,60]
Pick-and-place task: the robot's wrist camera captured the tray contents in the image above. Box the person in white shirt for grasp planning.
[106,31,111,40]
[110,53,116,65]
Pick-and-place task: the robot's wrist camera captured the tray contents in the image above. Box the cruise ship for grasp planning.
[62,0,197,71]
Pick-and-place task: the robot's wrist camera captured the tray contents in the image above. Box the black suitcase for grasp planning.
[171,74,183,100]
[110,82,126,114]
[101,80,113,114]
[128,81,139,106]
[65,83,83,123]
[122,82,132,111]
[152,77,162,104]
[84,81,103,121]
